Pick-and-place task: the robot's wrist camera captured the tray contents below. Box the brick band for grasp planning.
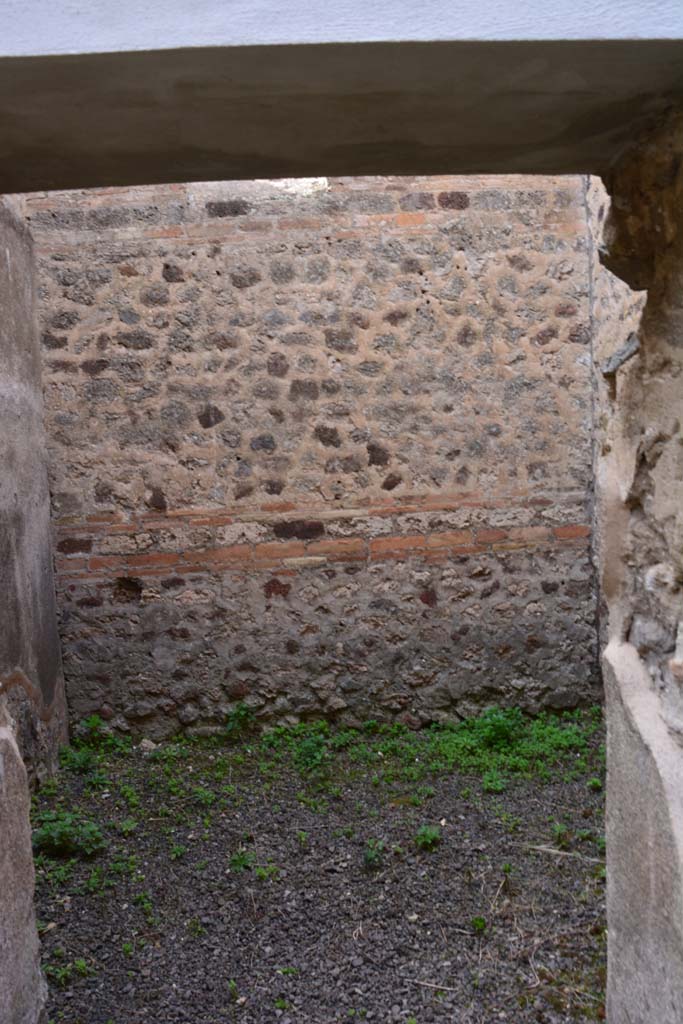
[55,515,590,584]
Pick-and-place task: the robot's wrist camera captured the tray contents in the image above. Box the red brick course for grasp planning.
[54,507,591,586]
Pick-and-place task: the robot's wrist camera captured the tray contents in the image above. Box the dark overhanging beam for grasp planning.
[2,39,683,193]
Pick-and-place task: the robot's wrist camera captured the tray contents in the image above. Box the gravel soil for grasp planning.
[34,713,606,1024]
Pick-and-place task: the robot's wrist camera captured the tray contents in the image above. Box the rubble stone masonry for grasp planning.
[22,174,599,737]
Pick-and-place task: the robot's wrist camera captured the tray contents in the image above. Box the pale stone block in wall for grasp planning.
[604,643,683,1024]
[0,706,47,1024]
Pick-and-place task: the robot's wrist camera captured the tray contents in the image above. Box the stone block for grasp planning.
[0,720,46,1024]
[604,642,683,1024]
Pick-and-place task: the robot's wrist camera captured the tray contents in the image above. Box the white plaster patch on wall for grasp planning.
[187,178,328,207]
[254,178,328,196]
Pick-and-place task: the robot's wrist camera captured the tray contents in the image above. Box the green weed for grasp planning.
[73,715,132,755]
[415,824,441,851]
[192,786,216,808]
[33,810,107,859]
[255,862,280,881]
[363,838,385,872]
[229,848,256,873]
[59,746,97,775]
[117,817,138,836]
[225,702,255,740]
[119,784,140,810]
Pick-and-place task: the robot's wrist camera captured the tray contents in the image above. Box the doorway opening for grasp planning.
[19,169,642,1022]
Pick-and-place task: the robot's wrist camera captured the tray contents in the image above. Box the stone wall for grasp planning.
[0,196,66,773]
[0,195,58,1024]
[591,115,683,1023]
[586,178,647,648]
[23,174,599,737]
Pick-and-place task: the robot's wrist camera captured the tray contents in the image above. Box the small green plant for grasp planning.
[225,702,255,740]
[187,916,206,937]
[228,978,239,1002]
[119,785,140,811]
[59,745,97,774]
[276,966,299,977]
[118,817,138,836]
[33,810,107,859]
[84,768,110,792]
[255,862,280,881]
[409,784,435,807]
[363,838,385,872]
[74,714,131,755]
[552,821,571,849]
[295,791,328,814]
[274,998,290,1010]
[414,824,441,851]
[229,848,256,873]
[166,776,183,797]
[170,843,187,860]
[45,955,94,988]
[496,811,521,833]
[45,962,73,988]
[73,958,92,978]
[340,825,355,839]
[296,830,309,848]
[110,853,139,879]
[588,777,603,791]
[39,776,59,799]
[134,890,155,925]
[84,865,114,894]
[212,755,229,779]
[35,854,77,889]
[471,916,487,934]
[122,941,134,958]
[482,769,506,793]
[294,732,330,774]
[192,786,216,808]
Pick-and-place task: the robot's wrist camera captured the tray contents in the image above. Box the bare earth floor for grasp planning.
[34,709,606,1024]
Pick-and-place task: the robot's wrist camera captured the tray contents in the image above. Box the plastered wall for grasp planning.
[0,196,66,773]
[0,195,60,1024]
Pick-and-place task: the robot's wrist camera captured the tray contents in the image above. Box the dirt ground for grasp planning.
[34,708,606,1024]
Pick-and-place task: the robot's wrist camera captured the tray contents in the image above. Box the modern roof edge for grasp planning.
[3,0,683,59]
